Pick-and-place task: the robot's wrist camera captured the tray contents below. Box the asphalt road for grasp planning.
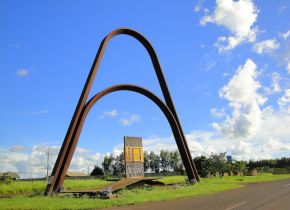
[107,178,290,210]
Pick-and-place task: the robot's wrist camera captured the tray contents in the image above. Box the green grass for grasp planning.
[0,179,112,195]
[0,174,289,210]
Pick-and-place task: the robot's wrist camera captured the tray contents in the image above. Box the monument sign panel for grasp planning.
[124,136,144,178]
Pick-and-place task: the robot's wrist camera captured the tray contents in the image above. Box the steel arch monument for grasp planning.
[45,28,200,195]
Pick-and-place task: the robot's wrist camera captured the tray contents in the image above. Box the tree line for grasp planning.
[90,150,290,177]
[248,157,290,174]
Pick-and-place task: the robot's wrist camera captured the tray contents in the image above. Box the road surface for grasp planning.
[107,178,290,210]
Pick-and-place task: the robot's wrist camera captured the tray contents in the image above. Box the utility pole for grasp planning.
[46,147,50,183]
[29,155,32,179]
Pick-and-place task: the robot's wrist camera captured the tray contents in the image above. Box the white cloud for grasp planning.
[271,72,282,93]
[0,145,103,178]
[275,39,290,74]
[281,30,290,40]
[264,72,282,94]
[210,108,225,118]
[194,0,205,12]
[75,147,90,154]
[143,136,178,153]
[119,114,141,126]
[2,123,290,179]
[278,4,288,14]
[222,72,230,77]
[31,110,48,115]
[8,110,48,115]
[209,59,290,159]
[278,89,290,113]
[214,59,266,138]
[9,145,25,152]
[200,0,258,52]
[143,130,290,160]
[265,137,290,151]
[252,39,280,54]
[16,69,29,77]
[103,109,118,118]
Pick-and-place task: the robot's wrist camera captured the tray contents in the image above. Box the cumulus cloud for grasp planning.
[142,129,290,160]
[0,145,103,178]
[200,0,258,52]
[16,69,29,77]
[252,39,280,54]
[213,59,266,138]
[208,59,290,159]
[119,114,141,126]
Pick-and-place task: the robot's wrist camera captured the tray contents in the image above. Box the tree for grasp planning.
[149,151,160,174]
[102,154,114,174]
[234,161,247,175]
[247,159,255,170]
[170,151,182,172]
[209,152,227,176]
[144,151,150,172]
[225,162,233,174]
[194,156,211,177]
[160,150,171,172]
[90,165,104,176]
[112,152,125,176]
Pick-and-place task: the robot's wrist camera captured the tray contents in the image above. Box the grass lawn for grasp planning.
[0,179,113,196]
[0,174,290,210]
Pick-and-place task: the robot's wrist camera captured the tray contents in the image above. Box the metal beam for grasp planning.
[45,28,199,195]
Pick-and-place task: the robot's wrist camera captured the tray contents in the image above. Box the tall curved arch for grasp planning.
[45,28,199,195]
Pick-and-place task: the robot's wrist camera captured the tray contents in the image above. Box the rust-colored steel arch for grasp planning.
[58,84,197,188]
[45,28,199,195]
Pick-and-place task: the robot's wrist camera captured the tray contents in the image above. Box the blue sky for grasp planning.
[1,0,290,178]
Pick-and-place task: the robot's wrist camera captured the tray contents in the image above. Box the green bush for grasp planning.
[1,176,12,184]
[272,168,290,174]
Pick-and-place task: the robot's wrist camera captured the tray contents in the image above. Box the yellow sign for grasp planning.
[125,146,144,163]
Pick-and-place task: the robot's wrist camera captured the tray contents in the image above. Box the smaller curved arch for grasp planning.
[62,85,197,187]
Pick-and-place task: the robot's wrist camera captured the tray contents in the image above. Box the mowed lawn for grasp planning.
[1,174,290,210]
[0,179,113,196]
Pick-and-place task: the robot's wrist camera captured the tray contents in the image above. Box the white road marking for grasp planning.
[284,184,290,187]
[224,201,247,210]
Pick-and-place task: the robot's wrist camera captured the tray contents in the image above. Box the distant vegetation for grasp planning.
[248,157,290,174]
[91,150,290,177]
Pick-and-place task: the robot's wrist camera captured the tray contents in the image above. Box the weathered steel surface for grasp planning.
[124,136,144,178]
[45,28,199,195]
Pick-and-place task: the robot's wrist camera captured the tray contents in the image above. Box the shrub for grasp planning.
[272,168,290,174]
[1,176,12,184]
